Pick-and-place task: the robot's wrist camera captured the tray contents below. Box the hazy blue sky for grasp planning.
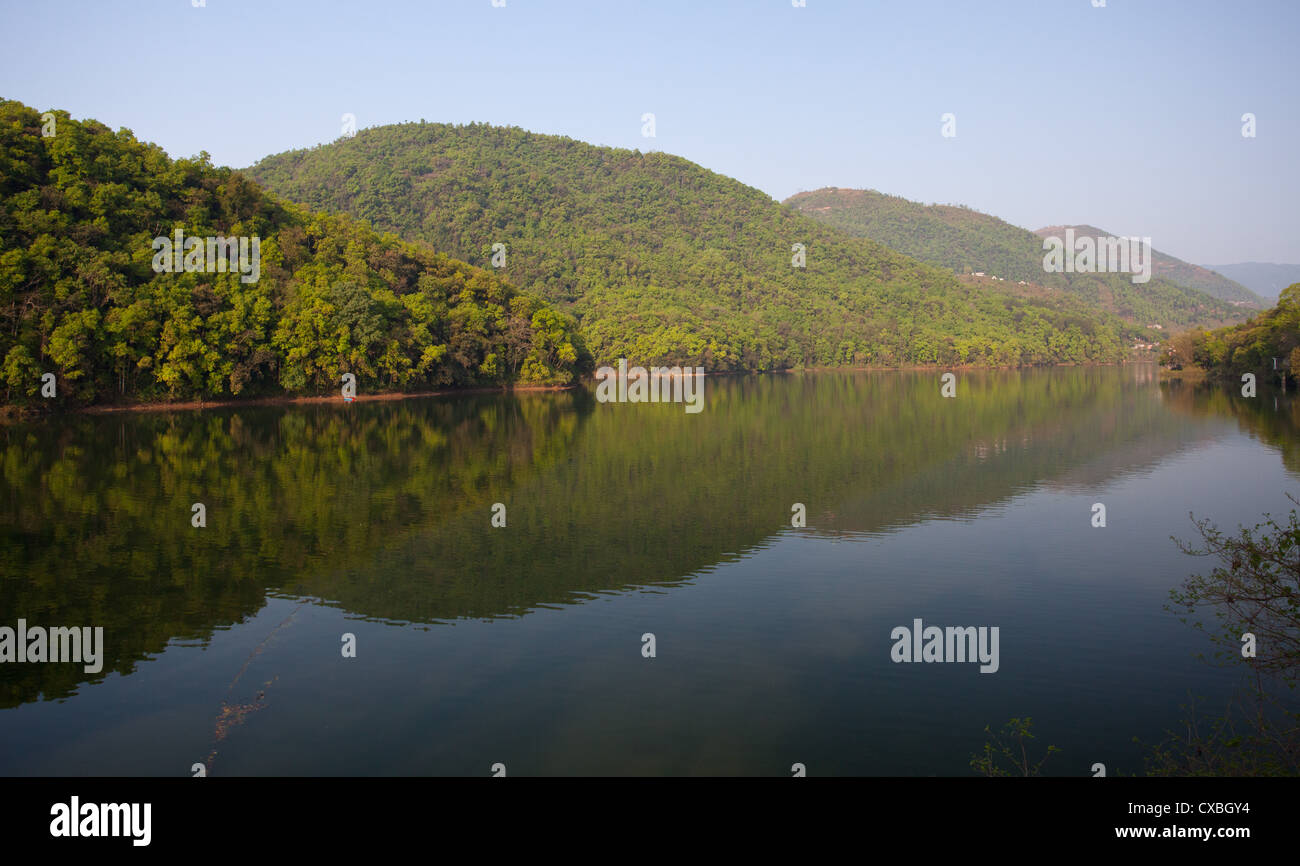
[2,0,1296,263]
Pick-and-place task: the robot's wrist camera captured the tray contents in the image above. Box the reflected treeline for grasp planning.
[1160,378,1300,475]
[3,367,1286,708]
[0,392,588,708]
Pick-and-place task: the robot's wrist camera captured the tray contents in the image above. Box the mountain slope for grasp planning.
[1201,263,1300,302]
[247,122,1137,369]
[0,100,582,407]
[784,187,1253,329]
[1038,224,1264,307]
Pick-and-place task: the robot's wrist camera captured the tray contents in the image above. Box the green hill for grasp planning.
[246,122,1138,369]
[784,188,1254,329]
[0,99,583,408]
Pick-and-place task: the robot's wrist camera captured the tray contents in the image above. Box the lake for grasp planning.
[1,366,1296,776]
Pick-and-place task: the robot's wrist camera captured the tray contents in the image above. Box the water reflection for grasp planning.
[0,367,1294,711]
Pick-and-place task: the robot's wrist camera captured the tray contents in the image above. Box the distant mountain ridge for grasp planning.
[1036,224,1265,307]
[246,122,1141,369]
[1200,262,1300,302]
[784,187,1254,329]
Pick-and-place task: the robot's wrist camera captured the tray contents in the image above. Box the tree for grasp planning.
[1149,496,1300,776]
[1169,494,1300,684]
[0,98,582,408]
[970,717,1060,777]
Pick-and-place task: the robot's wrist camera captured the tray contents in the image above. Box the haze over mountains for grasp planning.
[1200,263,1300,302]
[784,188,1258,329]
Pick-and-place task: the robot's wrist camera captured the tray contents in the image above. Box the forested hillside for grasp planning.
[0,100,583,407]
[1161,283,1300,381]
[247,122,1139,370]
[785,188,1255,326]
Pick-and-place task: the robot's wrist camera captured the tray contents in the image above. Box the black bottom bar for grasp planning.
[0,777,1280,852]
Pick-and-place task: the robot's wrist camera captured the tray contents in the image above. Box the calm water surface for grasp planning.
[1,366,1297,775]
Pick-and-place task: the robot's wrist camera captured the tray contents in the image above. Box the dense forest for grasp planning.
[785,188,1259,323]
[0,99,584,407]
[247,121,1142,371]
[1161,283,1300,381]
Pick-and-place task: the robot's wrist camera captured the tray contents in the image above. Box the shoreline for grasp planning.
[75,383,578,415]
[5,359,1163,419]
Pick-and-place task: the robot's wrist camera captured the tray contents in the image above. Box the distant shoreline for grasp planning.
[1157,367,1209,382]
[4,359,1162,420]
[75,383,578,415]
